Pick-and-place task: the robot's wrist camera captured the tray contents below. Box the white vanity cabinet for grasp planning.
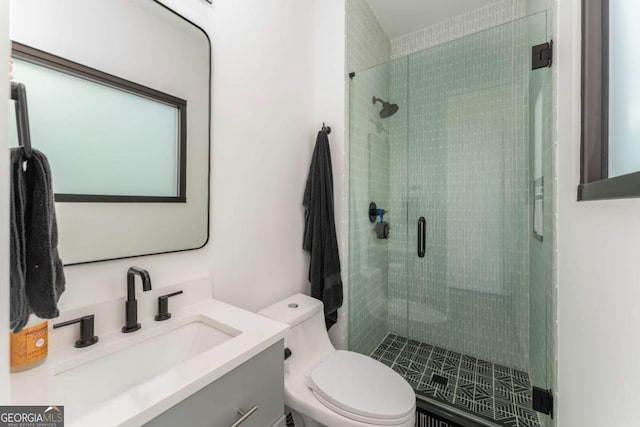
[144,341,285,427]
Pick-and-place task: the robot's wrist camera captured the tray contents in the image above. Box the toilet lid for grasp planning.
[307,351,415,421]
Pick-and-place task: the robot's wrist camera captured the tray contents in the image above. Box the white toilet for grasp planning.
[259,294,416,427]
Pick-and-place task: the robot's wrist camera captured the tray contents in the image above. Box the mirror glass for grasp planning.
[9,0,211,264]
[10,54,184,200]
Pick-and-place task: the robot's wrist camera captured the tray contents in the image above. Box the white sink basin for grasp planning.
[52,318,235,419]
[10,298,288,427]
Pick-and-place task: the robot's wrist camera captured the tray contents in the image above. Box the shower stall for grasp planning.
[348,13,553,427]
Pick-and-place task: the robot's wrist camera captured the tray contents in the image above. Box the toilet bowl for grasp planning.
[259,294,415,427]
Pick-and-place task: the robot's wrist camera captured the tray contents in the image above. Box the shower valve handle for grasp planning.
[368,202,388,223]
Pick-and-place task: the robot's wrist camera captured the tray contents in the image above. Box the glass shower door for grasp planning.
[402,12,553,426]
[347,11,553,427]
[348,56,409,356]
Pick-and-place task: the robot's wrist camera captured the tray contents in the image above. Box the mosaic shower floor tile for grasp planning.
[371,333,542,427]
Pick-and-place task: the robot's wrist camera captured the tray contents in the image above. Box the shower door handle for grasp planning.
[417,217,426,258]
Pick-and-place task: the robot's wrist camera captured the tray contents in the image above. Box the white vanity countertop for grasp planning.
[10,298,289,427]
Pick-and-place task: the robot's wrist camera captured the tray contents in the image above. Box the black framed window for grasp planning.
[580,0,640,200]
[10,42,187,203]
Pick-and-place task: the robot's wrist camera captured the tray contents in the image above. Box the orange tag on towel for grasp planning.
[10,320,48,371]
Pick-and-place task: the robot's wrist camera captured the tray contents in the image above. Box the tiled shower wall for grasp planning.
[386,15,536,370]
[345,0,391,355]
[345,0,390,74]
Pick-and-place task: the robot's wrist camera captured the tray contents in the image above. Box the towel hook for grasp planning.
[10,81,33,159]
[321,122,331,135]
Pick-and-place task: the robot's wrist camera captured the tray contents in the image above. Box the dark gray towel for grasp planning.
[10,148,65,333]
[10,148,29,333]
[303,131,343,329]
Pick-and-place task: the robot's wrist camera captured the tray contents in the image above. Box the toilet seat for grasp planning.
[307,351,415,425]
[311,390,415,425]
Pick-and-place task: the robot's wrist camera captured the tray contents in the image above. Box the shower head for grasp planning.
[372,96,399,119]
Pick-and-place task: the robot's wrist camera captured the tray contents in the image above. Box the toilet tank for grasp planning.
[259,294,335,372]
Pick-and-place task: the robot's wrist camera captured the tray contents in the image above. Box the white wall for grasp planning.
[0,0,10,406]
[207,0,346,330]
[206,0,313,307]
[556,0,640,425]
[311,0,347,348]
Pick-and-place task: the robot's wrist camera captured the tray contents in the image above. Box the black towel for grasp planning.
[303,131,343,329]
[10,148,29,333]
[10,148,65,333]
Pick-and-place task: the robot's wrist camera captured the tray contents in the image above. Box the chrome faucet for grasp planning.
[122,267,152,333]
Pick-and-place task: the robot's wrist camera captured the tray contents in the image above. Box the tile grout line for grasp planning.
[417,344,435,395]
[490,362,496,422]
[510,370,520,427]
[397,338,421,384]
[406,339,421,361]
[470,357,477,413]
[452,353,463,405]
[389,336,408,365]
[435,347,447,397]
[369,331,393,358]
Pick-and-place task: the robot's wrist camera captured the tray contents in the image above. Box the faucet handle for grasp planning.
[53,315,99,348]
[155,291,183,321]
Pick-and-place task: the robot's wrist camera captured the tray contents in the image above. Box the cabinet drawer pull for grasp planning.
[230,404,258,427]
